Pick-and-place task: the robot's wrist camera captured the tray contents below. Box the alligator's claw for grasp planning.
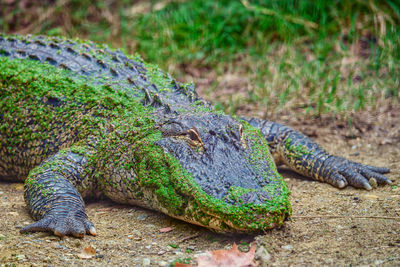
[20,213,96,238]
[327,156,391,190]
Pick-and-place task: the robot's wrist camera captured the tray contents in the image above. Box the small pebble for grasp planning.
[142,258,151,267]
[16,254,25,260]
[158,251,166,255]
[55,244,68,250]
[137,214,148,221]
[132,229,141,235]
[282,245,293,251]
[187,245,195,250]
[255,245,271,263]
[158,261,168,266]
[146,224,156,230]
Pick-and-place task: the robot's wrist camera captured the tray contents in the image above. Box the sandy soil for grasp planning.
[1,109,399,266]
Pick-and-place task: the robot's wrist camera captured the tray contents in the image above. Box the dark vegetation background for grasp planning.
[1,0,399,118]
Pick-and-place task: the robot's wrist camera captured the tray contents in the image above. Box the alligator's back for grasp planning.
[0,34,201,180]
[0,35,202,106]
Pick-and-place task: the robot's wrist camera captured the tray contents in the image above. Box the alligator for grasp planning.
[0,34,392,237]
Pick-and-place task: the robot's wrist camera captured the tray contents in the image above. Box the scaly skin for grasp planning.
[0,34,391,237]
[245,119,391,190]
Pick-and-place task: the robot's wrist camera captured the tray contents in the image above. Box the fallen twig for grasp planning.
[180,233,200,243]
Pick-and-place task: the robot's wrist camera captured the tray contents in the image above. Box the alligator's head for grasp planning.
[152,112,291,232]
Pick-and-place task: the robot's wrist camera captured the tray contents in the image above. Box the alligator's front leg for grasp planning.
[20,145,97,237]
[245,118,391,190]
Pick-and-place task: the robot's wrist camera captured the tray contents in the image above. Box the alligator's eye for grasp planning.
[186,127,205,150]
[239,124,243,138]
[187,127,202,143]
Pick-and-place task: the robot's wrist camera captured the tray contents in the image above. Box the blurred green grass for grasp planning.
[1,0,399,116]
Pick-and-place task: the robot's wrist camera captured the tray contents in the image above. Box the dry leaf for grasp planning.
[197,243,257,267]
[174,243,257,267]
[175,263,193,267]
[159,227,173,233]
[77,245,96,259]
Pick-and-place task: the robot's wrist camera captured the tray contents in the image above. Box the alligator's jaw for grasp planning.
[177,213,285,233]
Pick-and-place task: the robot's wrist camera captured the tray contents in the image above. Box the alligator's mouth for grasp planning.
[170,201,287,233]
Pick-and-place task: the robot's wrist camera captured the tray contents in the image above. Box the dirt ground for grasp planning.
[1,105,399,266]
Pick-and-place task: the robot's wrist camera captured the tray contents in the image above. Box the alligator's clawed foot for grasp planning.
[20,213,96,238]
[327,156,391,190]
